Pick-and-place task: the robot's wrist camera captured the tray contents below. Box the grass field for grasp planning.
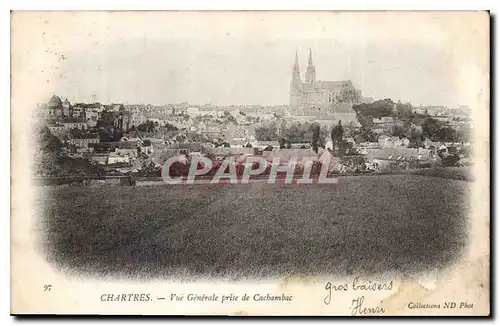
[38,174,471,280]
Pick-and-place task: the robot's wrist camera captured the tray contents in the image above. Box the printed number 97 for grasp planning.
[44,285,52,291]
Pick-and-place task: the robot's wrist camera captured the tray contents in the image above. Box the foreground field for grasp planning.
[38,174,471,280]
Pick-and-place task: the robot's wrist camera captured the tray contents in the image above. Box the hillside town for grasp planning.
[34,93,473,181]
[34,48,474,181]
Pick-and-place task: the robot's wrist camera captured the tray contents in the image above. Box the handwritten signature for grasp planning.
[350,296,385,316]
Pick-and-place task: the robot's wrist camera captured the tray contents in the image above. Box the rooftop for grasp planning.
[62,118,87,123]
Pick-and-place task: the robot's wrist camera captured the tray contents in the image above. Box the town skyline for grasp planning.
[51,41,468,109]
[16,12,482,110]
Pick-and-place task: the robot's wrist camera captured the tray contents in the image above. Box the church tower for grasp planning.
[290,49,302,90]
[290,50,303,108]
[305,46,316,85]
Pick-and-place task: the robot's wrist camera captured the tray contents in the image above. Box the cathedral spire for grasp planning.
[305,46,316,84]
[292,49,301,82]
[293,48,300,72]
[290,49,302,98]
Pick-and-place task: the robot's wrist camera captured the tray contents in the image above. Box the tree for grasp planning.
[409,129,425,148]
[255,122,278,141]
[164,123,178,131]
[39,126,63,153]
[278,119,287,136]
[352,98,395,120]
[422,118,442,141]
[392,124,406,138]
[312,124,320,153]
[137,120,157,133]
[139,161,162,177]
[35,127,64,176]
[354,125,377,143]
[457,127,472,143]
[438,127,457,142]
[440,154,460,167]
[330,121,344,153]
[278,137,286,149]
[395,101,413,117]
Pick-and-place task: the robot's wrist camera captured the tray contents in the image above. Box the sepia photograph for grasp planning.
[10,10,490,316]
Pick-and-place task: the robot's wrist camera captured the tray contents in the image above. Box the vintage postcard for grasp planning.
[10,11,490,316]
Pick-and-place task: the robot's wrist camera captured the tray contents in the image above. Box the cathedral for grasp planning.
[289,47,362,115]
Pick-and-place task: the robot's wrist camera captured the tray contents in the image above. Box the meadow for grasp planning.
[37,174,471,280]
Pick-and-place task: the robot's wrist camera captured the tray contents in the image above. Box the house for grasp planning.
[290,143,311,149]
[115,147,138,158]
[400,137,410,147]
[87,119,98,128]
[108,154,130,164]
[423,138,434,149]
[203,147,254,156]
[86,110,99,120]
[130,114,148,127]
[68,136,100,148]
[229,137,248,147]
[186,107,201,118]
[235,115,248,125]
[378,136,410,148]
[198,108,217,117]
[71,106,86,118]
[90,155,108,165]
[252,140,280,150]
[139,139,155,154]
[365,147,432,170]
[372,116,395,134]
[200,122,223,137]
[115,141,139,158]
[358,142,380,149]
[62,118,87,130]
[178,142,204,154]
[414,105,449,116]
[75,147,91,154]
[262,148,317,164]
[47,124,65,136]
[196,121,207,130]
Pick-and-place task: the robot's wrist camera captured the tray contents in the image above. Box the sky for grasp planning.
[13,11,488,109]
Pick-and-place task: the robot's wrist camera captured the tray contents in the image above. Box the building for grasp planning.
[107,154,130,165]
[68,136,100,148]
[186,107,201,118]
[87,118,98,128]
[372,116,396,134]
[365,147,433,170]
[377,135,410,148]
[252,140,280,150]
[61,118,87,130]
[414,105,449,116]
[47,124,65,136]
[71,106,86,118]
[289,47,362,120]
[38,95,63,118]
[85,109,99,120]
